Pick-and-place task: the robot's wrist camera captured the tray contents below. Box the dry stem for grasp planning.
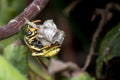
[81,8,112,71]
[0,0,49,40]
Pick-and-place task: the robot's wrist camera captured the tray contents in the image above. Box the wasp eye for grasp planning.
[25,30,32,36]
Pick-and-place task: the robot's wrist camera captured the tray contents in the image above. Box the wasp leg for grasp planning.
[30,45,50,51]
[26,43,34,53]
[31,45,50,56]
[32,52,44,56]
[39,45,50,50]
[32,45,61,57]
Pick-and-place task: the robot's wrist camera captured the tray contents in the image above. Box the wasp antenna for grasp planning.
[32,20,41,23]
[24,18,38,28]
[24,18,29,22]
[24,18,30,24]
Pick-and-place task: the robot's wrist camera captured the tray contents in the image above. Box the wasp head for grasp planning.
[25,26,39,38]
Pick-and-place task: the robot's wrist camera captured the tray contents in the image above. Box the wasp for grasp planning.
[24,20,61,57]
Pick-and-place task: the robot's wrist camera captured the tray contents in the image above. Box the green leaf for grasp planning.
[96,23,120,77]
[3,40,28,76]
[0,0,25,26]
[28,59,52,80]
[0,56,26,80]
[70,72,95,80]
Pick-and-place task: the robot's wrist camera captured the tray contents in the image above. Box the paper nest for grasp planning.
[25,19,65,46]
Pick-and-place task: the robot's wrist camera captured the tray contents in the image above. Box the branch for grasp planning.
[64,0,80,15]
[81,8,112,71]
[0,0,49,40]
[106,2,120,11]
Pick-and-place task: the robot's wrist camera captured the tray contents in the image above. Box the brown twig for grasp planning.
[81,2,120,72]
[81,8,112,71]
[106,2,120,11]
[64,0,80,15]
[0,0,49,40]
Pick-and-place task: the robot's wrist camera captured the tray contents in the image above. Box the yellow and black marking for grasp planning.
[32,45,61,57]
[24,22,61,57]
